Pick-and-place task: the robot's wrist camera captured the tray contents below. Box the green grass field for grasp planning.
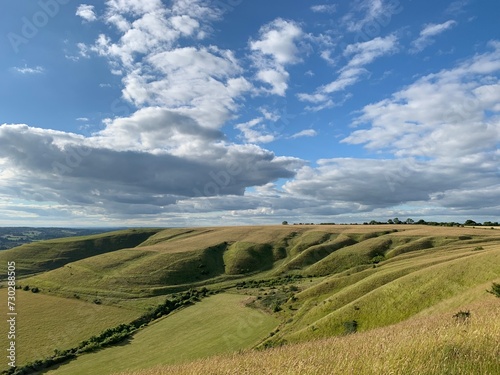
[0,288,140,371]
[46,293,278,375]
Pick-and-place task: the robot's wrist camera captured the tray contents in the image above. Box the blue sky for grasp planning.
[0,0,499,227]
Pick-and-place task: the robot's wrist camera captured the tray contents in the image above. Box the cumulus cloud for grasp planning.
[344,42,500,158]
[76,4,97,22]
[0,123,302,217]
[285,43,500,216]
[81,1,253,129]
[0,1,307,221]
[235,118,275,144]
[250,18,304,96]
[2,0,497,226]
[410,20,457,53]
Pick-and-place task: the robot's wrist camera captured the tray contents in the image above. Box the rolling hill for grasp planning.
[0,224,498,374]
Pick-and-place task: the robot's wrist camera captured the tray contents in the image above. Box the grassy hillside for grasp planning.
[20,225,500,300]
[46,294,278,375]
[1,225,499,375]
[120,295,500,375]
[0,228,161,277]
[277,245,500,343]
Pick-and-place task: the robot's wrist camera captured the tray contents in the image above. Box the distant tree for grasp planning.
[282,221,288,225]
[393,218,401,224]
[405,218,414,224]
[387,219,394,224]
[483,221,499,227]
[416,219,426,225]
[464,219,477,226]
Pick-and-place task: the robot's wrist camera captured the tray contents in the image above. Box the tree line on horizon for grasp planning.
[282,219,499,227]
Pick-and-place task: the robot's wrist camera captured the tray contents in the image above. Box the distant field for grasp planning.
[119,295,500,375]
[46,293,278,375]
[0,288,140,371]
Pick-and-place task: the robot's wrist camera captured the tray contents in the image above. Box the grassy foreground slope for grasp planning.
[47,294,278,375]
[0,288,140,372]
[119,295,500,375]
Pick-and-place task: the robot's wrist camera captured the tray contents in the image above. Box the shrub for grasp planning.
[371,255,385,264]
[343,320,358,335]
[452,310,471,323]
[488,282,500,298]
[31,287,40,293]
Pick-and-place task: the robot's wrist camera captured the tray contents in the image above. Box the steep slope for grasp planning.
[0,229,162,277]
[120,296,500,375]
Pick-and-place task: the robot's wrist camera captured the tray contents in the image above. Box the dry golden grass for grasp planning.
[117,296,500,375]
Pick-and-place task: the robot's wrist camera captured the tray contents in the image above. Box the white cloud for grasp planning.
[290,129,318,139]
[12,65,44,74]
[299,35,398,109]
[0,0,310,222]
[343,35,398,67]
[282,43,500,219]
[311,4,337,14]
[255,68,289,96]
[445,0,470,15]
[250,18,304,96]
[79,1,254,130]
[0,122,302,218]
[342,0,402,33]
[344,42,500,159]
[236,118,275,144]
[105,0,163,17]
[250,18,303,65]
[76,4,97,22]
[411,20,457,53]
